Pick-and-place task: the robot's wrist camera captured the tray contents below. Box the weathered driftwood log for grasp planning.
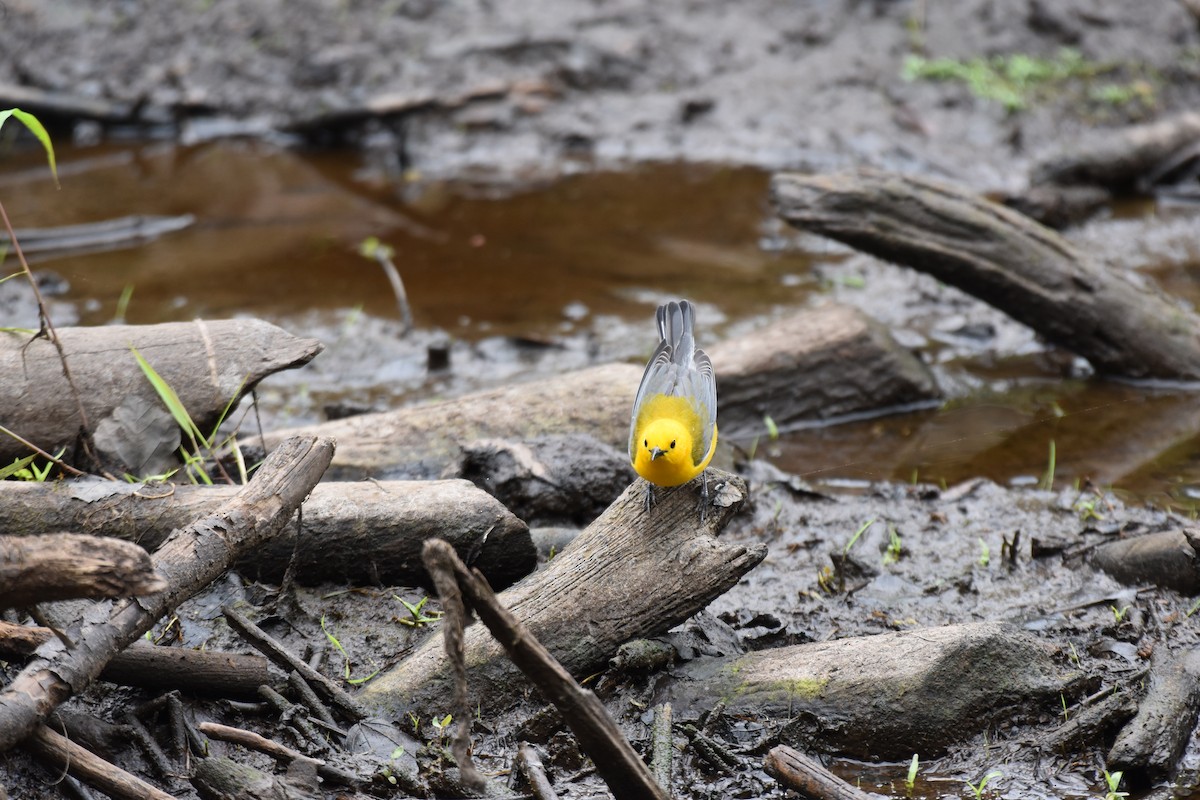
[0,533,164,608]
[264,303,937,479]
[359,469,765,714]
[1042,691,1139,754]
[662,621,1070,760]
[0,621,271,698]
[1091,529,1200,595]
[1032,112,1200,192]
[0,478,534,589]
[770,169,1200,381]
[0,435,333,753]
[1108,648,1200,782]
[0,319,322,474]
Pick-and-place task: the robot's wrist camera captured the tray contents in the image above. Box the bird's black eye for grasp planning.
[670,440,676,449]
[644,439,648,448]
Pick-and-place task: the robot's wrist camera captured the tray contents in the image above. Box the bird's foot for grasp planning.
[643,481,656,515]
[697,471,710,524]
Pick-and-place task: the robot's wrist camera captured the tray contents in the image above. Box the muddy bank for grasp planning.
[3,1,1200,185]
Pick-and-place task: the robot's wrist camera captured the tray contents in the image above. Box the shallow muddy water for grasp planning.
[4,138,1200,510]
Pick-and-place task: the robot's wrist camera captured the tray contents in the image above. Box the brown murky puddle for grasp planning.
[4,138,1200,511]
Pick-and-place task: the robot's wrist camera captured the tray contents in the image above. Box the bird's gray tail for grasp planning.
[656,300,695,364]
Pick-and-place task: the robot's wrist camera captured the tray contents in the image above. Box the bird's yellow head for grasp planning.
[633,417,695,486]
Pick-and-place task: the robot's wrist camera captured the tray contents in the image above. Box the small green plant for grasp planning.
[977,538,990,567]
[1103,769,1128,800]
[1187,597,1200,618]
[1068,642,1081,667]
[883,525,903,565]
[321,615,380,686]
[407,711,420,734]
[131,346,249,485]
[1111,604,1131,624]
[902,49,1100,110]
[763,414,779,440]
[1039,440,1056,491]
[905,753,919,796]
[395,595,442,627]
[1060,693,1070,722]
[965,770,1002,799]
[1074,497,1104,522]
[845,518,875,555]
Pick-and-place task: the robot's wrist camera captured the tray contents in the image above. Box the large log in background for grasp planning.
[771,169,1200,380]
[0,533,164,608]
[359,468,766,714]
[0,479,535,589]
[0,319,322,473]
[263,303,938,478]
[1031,111,1200,192]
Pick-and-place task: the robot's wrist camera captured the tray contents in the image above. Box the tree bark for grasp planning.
[0,319,322,473]
[0,532,164,608]
[264,303,936,478]
[0,435,333,753]
[764,745,880,800]
[770,169,1200,380]
[1090,528,1200,595]
[0,478,534,589]
[359,469,765,714]
[661,621,1071,760]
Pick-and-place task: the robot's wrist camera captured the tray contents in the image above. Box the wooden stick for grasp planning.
[764,745,878,800]
[24,724,175,800]
[197,722,363,788]
[0,435,334,753]
[517,742,560,800]
[0,533,165,608]
[222,604,367,722]
[422,538,669,800]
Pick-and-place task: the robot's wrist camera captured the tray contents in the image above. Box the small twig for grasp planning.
[0,424,87,477]
[222,604,368,721]
[124,713,174,780]
[681,724,738,775]
[0,199,101,472]
[421,538,669,800]
[426,537,487,792]
[197,721,362,787]
[764,745,878,800]
[368,244,413,335]
[258,684,328,754]
[288,670,338,729]
[517,742,560,800]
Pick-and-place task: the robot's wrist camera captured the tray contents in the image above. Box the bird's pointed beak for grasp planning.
[650,447,666,461]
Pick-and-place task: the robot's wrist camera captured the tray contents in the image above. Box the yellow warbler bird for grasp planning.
[629,300,718,511]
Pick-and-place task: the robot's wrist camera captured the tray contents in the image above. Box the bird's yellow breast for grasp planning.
[632,394,717,487]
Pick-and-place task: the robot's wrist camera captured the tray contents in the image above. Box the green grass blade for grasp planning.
[131,345,209,449]
[0,453,37,480]
[0,108,59,187]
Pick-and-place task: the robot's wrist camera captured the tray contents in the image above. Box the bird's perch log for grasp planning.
[770,169,1200,380]
[359,468,765,714]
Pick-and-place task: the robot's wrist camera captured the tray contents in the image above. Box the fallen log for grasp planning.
[24,725,174,800]
[0,478,534,589]
[661,621,1071,760]
[0,621,271,698]
[1031,112,1200,193]
[1108,647,1200,782]
[770,169,1200,380]
[0,435,333,753]
[0,319,322,474]
[1090,529,1200,595]
[359,469,765,714]
[0,532,164,608]
[264,303,937,478]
